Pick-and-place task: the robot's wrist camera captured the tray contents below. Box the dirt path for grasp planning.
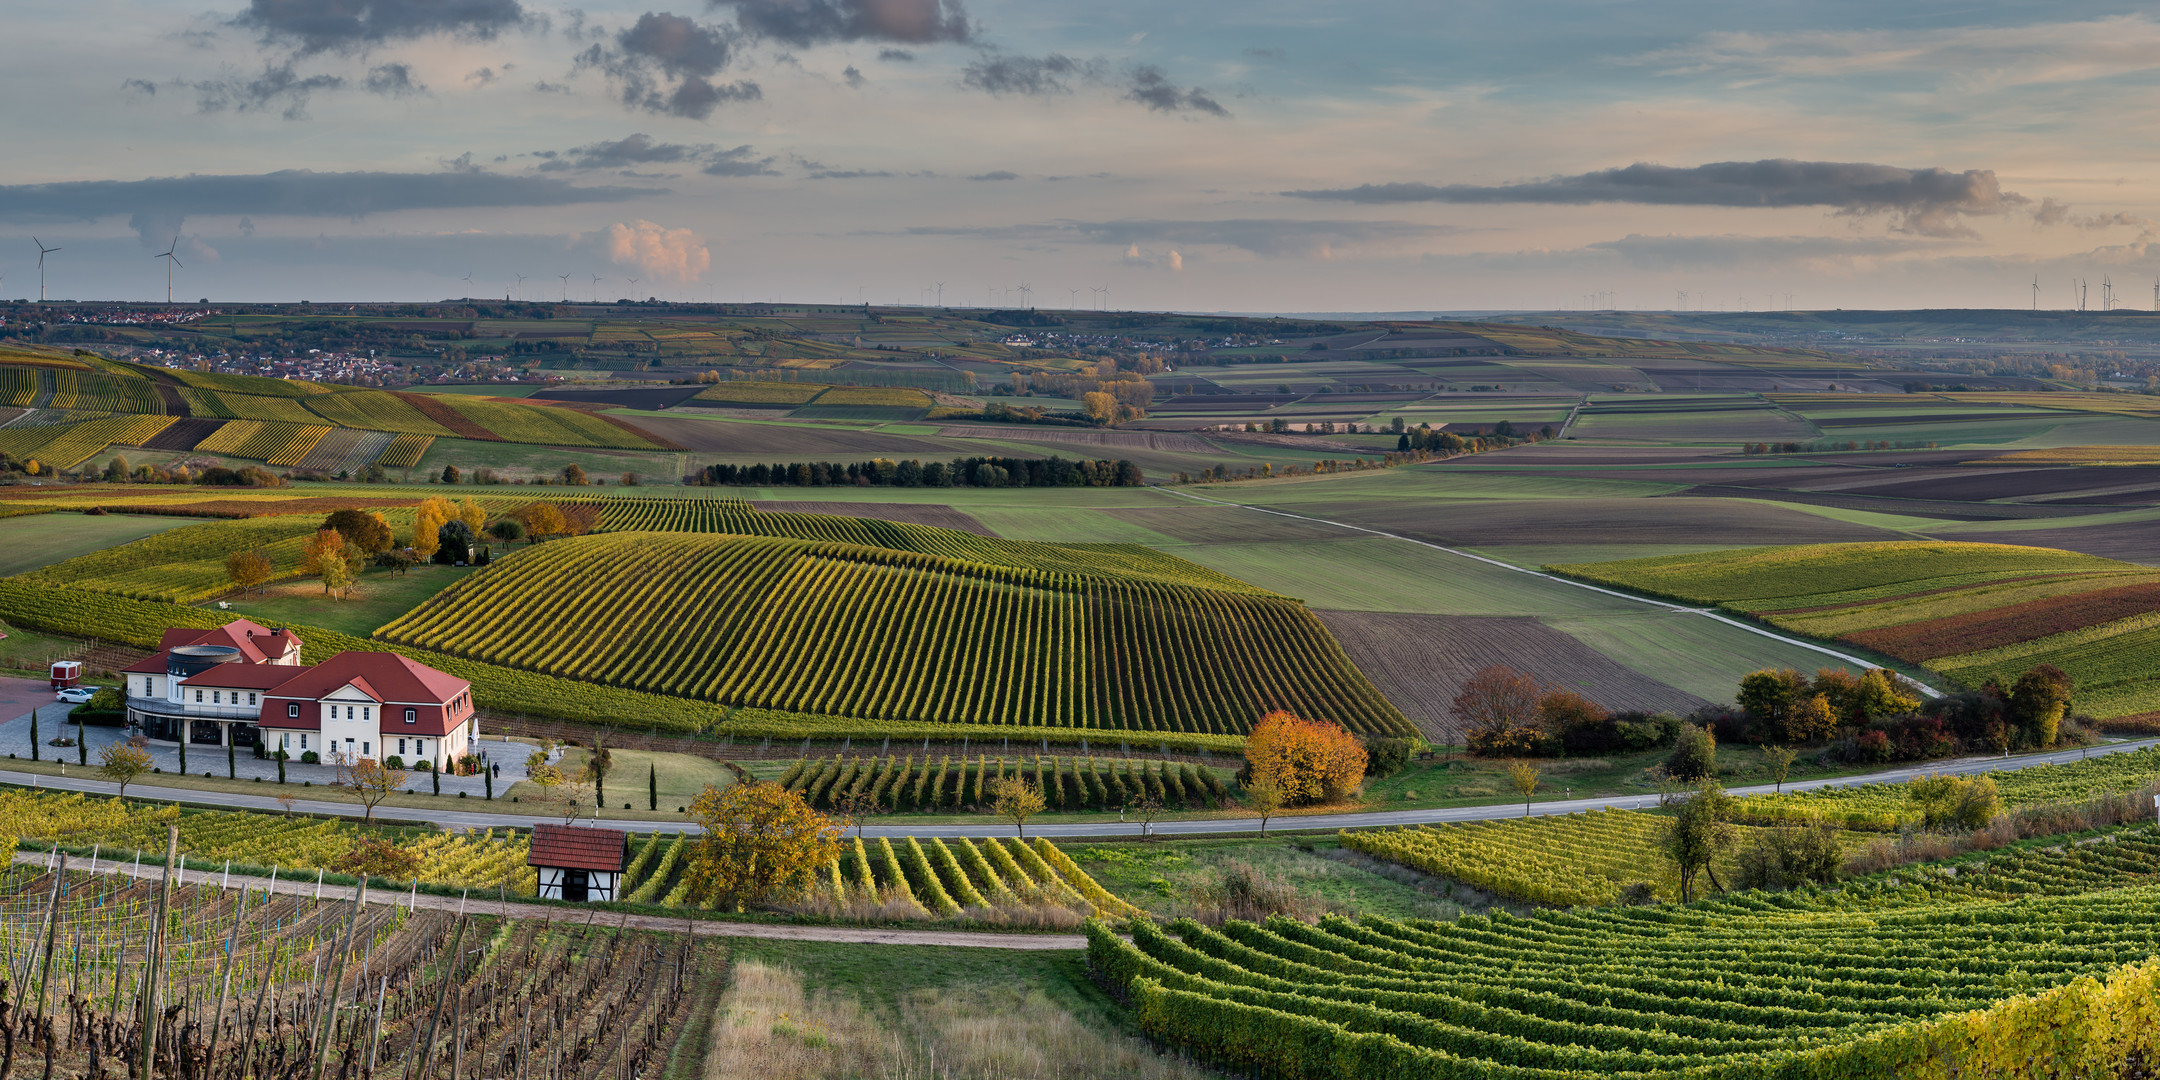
[7,848,1088,950]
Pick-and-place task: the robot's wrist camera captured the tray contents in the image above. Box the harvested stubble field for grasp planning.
[1555,541,2160,717]
[1315,611,1709,741]
[752,500,993,534]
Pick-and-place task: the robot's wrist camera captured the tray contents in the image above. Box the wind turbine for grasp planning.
[934,282,944,307]
[514,273,528,300]
[591,273,604,302]
[461,272,475,295]
[1068,288,1078,309]
[557,273,569,302]
[627,277,640,298]
[33,237,59,303]
[1018,282,1032,309]
[153,236,183,304]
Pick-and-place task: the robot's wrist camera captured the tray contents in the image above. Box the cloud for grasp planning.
[233,0,532,55]
[532,134,779,177]
[122,78,158,96]
[714,0,970,47]
[878,47,914,61]
[466,66,499,85]
[843,64,864,87]
[1125,65,1226,116]
[1243,46,1284,61]
[1286,159,2028,238]
[701,144,780,176]
[1644,15,2160,89]
[579,12,761,119]
[0,169,656,244]
[1585,233,1929,271]
[364,62,425,96]
[961,53,1225,116]
[961,52,1094,96]
[536,133,704,171]
[606,219,710,282]
[889,218,1454,259]
[968,170,1018,181]
[186,63,347,120]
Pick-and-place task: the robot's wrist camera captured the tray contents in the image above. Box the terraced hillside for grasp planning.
[1552,541,2160,718]
[378,528,1408,736]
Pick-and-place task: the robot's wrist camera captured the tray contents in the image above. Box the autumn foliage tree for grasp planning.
[322,508,394,554]
[225,549,272,595]
[686,782,844,911]
[411,496,454,561]
[301,528,364,597]
[1243,711,1367,806]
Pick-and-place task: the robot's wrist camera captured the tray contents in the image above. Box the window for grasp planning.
[405,708,416,724]
[398,738,407,755]
[287,703,300,719]
[300,734,308,749]
[144,678,153,695]
[195,690,203,703]
[363,741,371,756]
[248,693,256,705]
[213,691,222,704]
[362,706,371,722]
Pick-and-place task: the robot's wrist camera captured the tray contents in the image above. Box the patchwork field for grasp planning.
[1553,541,2160,717]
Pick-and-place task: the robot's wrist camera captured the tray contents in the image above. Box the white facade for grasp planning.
[534,866,621,902]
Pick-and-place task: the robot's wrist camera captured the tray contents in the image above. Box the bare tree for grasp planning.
[342,758,410,824]
[101,739,153,797]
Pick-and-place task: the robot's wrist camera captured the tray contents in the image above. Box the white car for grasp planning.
[55,686,96,704]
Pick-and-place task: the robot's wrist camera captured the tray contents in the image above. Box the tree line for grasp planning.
[687,455,1144,488]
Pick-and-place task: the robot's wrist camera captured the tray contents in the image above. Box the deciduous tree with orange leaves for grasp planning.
[1242,710,1367,806]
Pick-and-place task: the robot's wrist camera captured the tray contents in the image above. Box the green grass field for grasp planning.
[212,563,476,636]
[0,513,211,577]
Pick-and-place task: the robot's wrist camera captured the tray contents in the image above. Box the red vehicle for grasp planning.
[50,660,83,690]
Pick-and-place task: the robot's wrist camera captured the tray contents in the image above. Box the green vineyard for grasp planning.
[376,530,1410,736]
[21,513,352,602]
[0,414,176,468]
[780,753,1229,812]
[1730,746,2160,829]
[1088,866,2160,1079]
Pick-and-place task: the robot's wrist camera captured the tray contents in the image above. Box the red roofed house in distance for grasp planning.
[122,619,478,770]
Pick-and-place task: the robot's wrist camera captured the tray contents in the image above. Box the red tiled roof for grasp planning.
[177,664,307,690]
[527,825,628,873]
[155,620,300,664]
[264,652,467,704]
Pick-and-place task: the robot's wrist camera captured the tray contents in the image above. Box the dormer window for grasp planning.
[405,708,417,724]
[288,703,300,718]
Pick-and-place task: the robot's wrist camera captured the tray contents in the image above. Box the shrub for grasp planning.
[1360,736,1420,779]
[384,755,405,770]
[1666,723,1717,781]
[1732,820,1843,891]
[301,751,319,764]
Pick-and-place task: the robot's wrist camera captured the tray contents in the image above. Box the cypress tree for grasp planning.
[648,763,657,811]
[29,706,38,762]
[228,741,236,779]
[78,714,88,765]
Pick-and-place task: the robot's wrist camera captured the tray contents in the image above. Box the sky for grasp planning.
[6,0,2160,312]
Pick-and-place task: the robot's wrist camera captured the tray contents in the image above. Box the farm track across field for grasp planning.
[1153,483,1921,688]
[4,848,1091,949]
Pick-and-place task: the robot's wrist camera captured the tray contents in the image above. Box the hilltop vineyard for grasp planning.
[377,530,1411,736]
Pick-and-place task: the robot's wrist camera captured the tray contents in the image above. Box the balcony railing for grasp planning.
[126,696,263,721]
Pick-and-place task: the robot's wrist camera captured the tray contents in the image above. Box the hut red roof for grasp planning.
[526,825,629,873]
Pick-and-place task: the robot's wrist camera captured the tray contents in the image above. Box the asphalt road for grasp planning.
[7,736,2152,839]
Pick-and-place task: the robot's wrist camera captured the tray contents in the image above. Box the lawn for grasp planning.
[0,512,210,577]
[541,745,737,812]
[211,563,477,636]
[1067,835,1471,921]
